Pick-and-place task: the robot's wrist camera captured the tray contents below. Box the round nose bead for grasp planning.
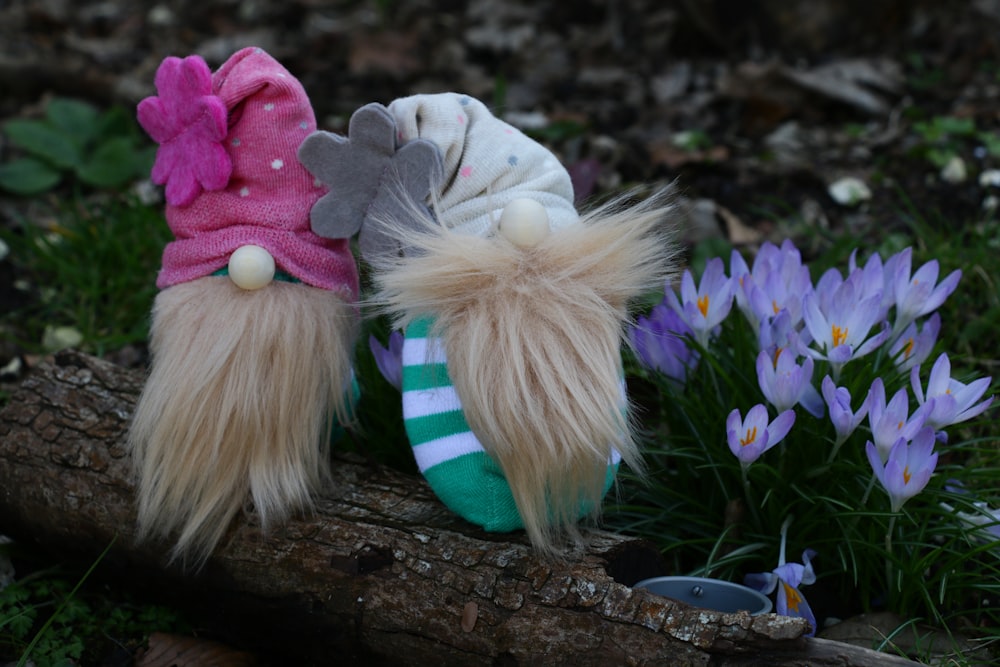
[497,198,551,248]
[228,245,275,290]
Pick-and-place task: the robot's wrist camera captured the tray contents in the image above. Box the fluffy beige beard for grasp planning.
[128,277,358,567]
[373,190,677,552]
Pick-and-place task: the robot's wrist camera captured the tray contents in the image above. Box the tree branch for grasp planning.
[0,351,919,665]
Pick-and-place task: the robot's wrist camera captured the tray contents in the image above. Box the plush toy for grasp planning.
[129,47,359,566]
[303,93,676,553]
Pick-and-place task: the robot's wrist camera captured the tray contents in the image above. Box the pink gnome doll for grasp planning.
[129,47,359,566]
[300,94,677,554]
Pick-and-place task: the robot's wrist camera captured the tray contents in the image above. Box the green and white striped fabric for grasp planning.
[402,317,621,532]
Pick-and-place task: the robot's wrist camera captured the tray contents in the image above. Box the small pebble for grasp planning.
[827,177,872,206]
[0,356,21,381]
[503,111,548,130]
[978,169,1000,188]
[147,4,175,26]
[42,325,83,352]
[939,156,967,184]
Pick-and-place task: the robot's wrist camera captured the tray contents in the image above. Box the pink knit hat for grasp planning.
[138,47,358,298]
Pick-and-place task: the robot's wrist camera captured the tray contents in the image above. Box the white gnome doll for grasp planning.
[301,94,676,554]
[129,48,359,566]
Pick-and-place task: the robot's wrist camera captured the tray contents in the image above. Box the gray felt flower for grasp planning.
[298,102,443,262]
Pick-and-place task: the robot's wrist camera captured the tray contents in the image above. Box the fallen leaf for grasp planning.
[461,601,478,633]
[648,141,729,169]
[567,158,601,205]
[782,58,902,115]
[348,30,421,78]
[719,58,902,119]
[717,203,762,246]
[135,632,258,667]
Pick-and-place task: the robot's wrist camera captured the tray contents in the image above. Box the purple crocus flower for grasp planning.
[802,265,889,379]
[942,482,1000,544]
[756,349,824,417]
[866,426,939,512]
[726,404,796,468]
[369,330,404,391]
[956,505,1000,544]
[664,258,734,348]
[890,247,961,337]
[888,313,941,373]
[821,375,870,447]
[813,262,884,319]
[847,249,898,320]
[732,241,812,334]
[730,247,753,317]
[629,303,698,386]
[910,353,994,430]
[866,378,933,462]
[750,260,812,329]
[744,518,818,635]
[758,308,797,354]
[952,505,1000,543]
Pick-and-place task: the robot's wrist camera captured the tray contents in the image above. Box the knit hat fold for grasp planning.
[138,47,358,297]
[387,93,578,238]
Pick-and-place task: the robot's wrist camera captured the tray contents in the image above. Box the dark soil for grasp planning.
[3,1,997,373]
[2,0,999,235]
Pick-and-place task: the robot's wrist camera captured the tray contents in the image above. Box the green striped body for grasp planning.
[402,317,620,532]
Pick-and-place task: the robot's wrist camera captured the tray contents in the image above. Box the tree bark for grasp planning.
[0,351,919,666]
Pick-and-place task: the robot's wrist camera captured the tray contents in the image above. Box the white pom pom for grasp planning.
[498,198,551,248]
[228,245,275,290]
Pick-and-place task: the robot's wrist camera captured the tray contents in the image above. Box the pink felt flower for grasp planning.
[137,55,232,206]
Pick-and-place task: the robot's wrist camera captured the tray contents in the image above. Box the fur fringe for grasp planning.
[372,189,678,553]
[128,278,358,567]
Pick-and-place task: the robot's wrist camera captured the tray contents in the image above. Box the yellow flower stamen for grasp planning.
[783,581,803,612]
[903,338,914,360]
[831,324,848,348]
[773,346,784,368]
[903,466,911,484]
[772,299,780,314]
[697,295,709,317]
[740,426,758,447]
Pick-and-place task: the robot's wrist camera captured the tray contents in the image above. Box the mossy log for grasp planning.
[0,351,919,666]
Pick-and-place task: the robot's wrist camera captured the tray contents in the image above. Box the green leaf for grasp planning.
[525,119,587,143]
[0,157,62,195]
[3,119,81,170]
[925,147,954,169]
[979,131,1000,158]
[57,597,89,621]
[94,106,133,140]
[934,115,976,137]
[76,137,138,188]
[62,635,86,660]
[912,120,941,142]
[2,605,36,638]
[45,99,100,150]
[132,144,157,178]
